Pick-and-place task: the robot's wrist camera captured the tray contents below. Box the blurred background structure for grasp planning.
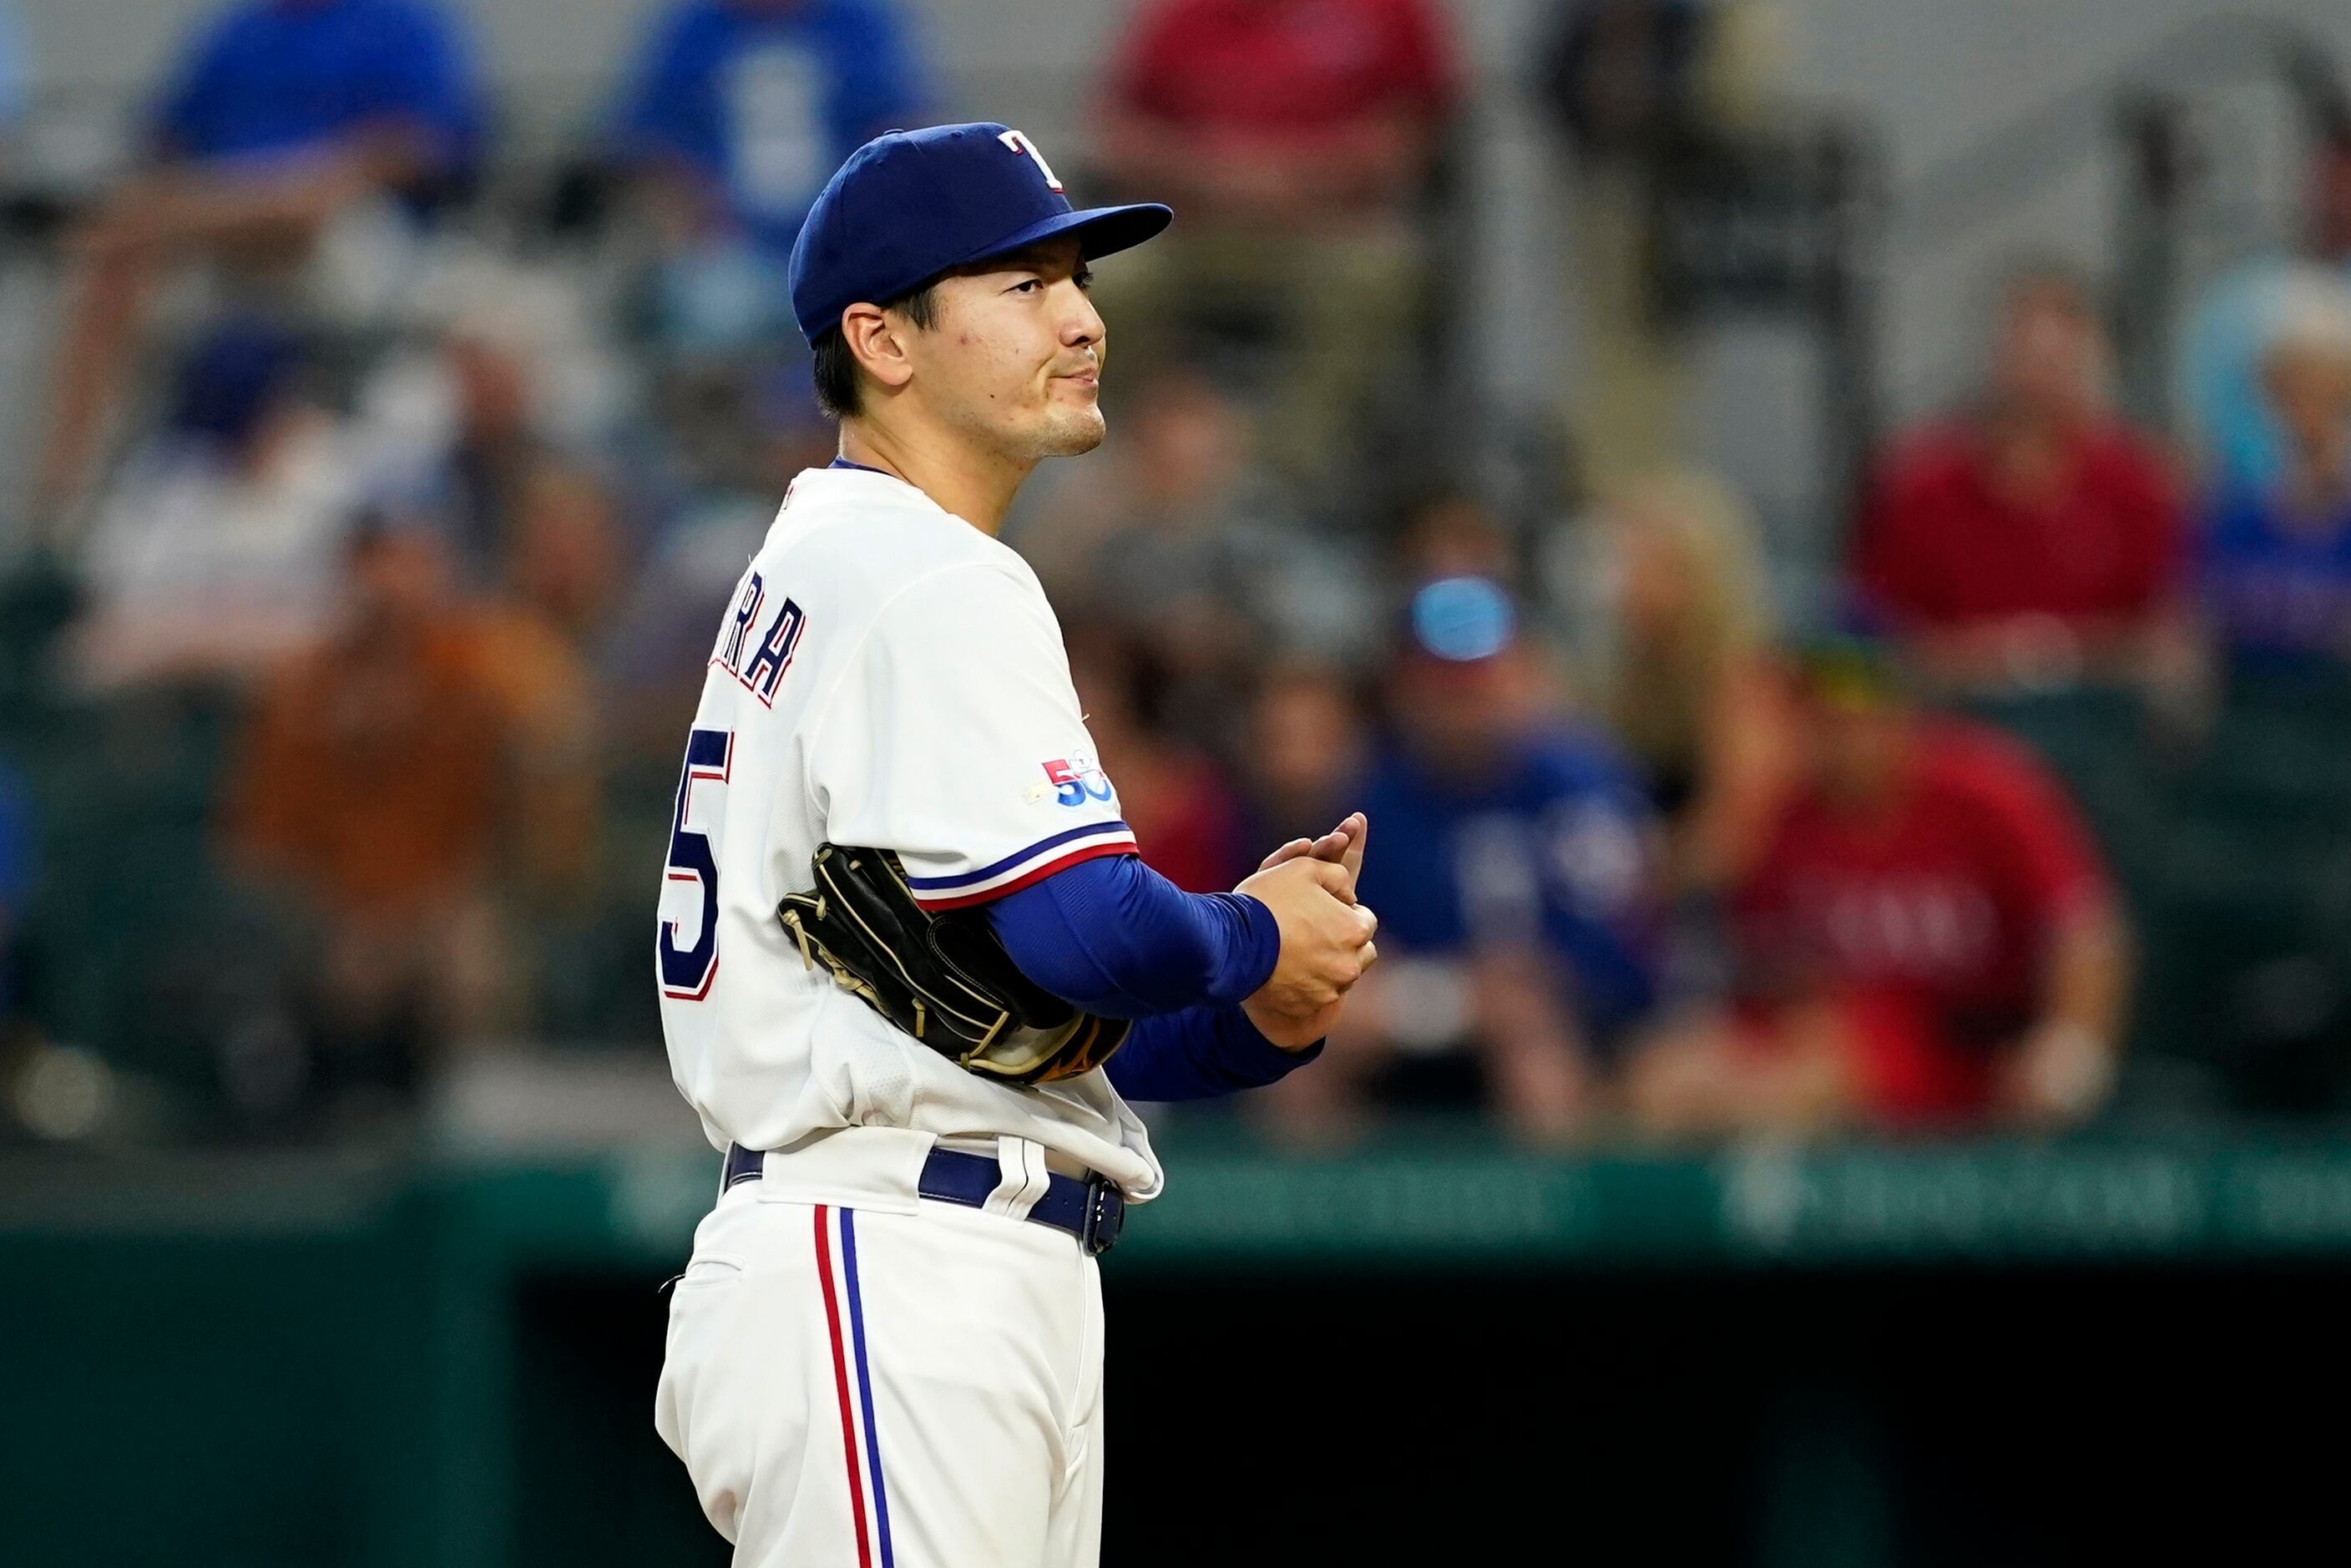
[6,0,2351,1562]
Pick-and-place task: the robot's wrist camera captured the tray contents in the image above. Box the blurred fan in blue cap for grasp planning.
[1256,574,1663,1144]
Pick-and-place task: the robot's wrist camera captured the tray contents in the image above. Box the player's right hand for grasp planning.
[1236,832,1378,1027]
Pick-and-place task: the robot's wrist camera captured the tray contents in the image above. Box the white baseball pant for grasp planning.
[656,1144,1107,1566]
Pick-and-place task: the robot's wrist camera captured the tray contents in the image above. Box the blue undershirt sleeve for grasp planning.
[982,852,1277,1019]
[983,854,1318,1100]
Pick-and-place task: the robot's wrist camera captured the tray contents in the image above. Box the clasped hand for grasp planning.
[1235,812,1377,1050]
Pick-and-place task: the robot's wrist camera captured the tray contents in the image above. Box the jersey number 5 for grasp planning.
[660,727,731,1000]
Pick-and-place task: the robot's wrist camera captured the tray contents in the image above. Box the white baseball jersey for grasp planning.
[655,463,1165,1199]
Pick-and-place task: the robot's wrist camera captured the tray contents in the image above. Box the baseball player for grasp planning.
[653,122,1379,1567]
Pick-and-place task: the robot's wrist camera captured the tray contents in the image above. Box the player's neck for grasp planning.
[836,420,1030,537]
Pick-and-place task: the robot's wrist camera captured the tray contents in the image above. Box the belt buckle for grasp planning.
[1080,1180,1125,1257]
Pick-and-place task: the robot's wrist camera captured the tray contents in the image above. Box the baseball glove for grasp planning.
[776,842,1130,1085]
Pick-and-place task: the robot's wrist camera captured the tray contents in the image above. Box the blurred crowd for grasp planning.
[3,0,2351,1150]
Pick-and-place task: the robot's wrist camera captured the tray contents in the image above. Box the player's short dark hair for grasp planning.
[810,282,941,421]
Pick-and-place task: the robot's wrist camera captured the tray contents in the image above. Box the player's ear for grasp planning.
[842,302,917,394]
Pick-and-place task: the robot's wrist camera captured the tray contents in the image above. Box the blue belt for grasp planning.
[722,1141,1126,1257]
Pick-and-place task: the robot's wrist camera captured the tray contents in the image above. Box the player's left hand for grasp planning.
[1242,812,1374,1050]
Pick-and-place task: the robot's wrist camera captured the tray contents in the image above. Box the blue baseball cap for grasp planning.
[1408,577,1519,663]
[788,122,1172,344]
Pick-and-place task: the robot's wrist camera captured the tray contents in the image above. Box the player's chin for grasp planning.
[1034,402,1107,457]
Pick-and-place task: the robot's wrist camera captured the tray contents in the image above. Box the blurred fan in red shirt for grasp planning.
[1853,265,2192,695]
[1065,626,1248,895]
[1094,0,1459,478]
[1625,635,2131,1134]
[1104,0,1455,211]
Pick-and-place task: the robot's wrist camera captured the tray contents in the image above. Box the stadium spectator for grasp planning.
[609,0,925,353]
[1095,0,1458,479]
[444,488,607,903]
[71,319,361,693]
[1393,488,1519,586]
[36,0,485,521]
[225,521,595,1087]
[1066,628,1247,894]
[603,362,837,756]
[1581,469,1795,890]
[2197,279,2351,672]
[355,263,628,642]
[1536,0,1783,483]
[226,524,507,1087]
[1624,635,2130,1136]
[1853,265,2189,694]
[1258,577,1659,1144]
[1011,365,1362,728]
[1236,662,1373,856]
[2180,126,2351,492]
[1016,362,1267,606]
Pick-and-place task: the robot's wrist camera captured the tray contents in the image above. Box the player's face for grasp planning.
[911,237,1107,463]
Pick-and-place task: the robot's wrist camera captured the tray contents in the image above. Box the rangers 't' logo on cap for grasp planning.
[788,123,1168,343]
[997,129,1064,193]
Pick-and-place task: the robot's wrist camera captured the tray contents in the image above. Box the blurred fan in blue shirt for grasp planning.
[37,0,487,524]
[609,0,925,354]
[2198,279,2351,673]
[614,0,925,255]
[153,0,481,180]
[2179,130,2351,492]
[1360,579,1660,1034]
[1262,577,1660,1141]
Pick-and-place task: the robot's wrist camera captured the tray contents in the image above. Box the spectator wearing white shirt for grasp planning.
[72,320,360,693]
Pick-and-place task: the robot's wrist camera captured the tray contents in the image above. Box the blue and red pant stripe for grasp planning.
[815,1204,897,1567]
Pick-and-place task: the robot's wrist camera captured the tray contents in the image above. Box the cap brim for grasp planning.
[961,202,1173,271]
